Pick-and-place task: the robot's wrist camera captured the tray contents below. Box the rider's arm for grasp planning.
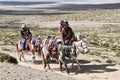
[69,27,75,38]
[61,30,65,43]
[20,30,26,38]
[27,28,32,37]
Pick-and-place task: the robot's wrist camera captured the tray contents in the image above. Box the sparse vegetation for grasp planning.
[0,8,120,65]
[0,53,18,64]
[0,23,119,64]
[91,59,101,63]
[101,55,109,59]
[106,59,112,63]
[1,9,120,23]
[115,52,120,57]
[1,47,12,52]
[89,51,101,56]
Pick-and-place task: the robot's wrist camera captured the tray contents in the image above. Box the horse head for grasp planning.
[73,39,89,54]
[47,36,57,48]
[75,32,82,41]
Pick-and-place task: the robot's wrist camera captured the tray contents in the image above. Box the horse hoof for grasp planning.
[32,60,35,63]
[24,60,27,62]
[19,59,21,62]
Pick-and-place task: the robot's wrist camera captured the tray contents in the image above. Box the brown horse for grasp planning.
[41,36,59,69]
[16,37,42,63]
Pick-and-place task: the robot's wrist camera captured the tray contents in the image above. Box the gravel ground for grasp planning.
[0,62,76,80]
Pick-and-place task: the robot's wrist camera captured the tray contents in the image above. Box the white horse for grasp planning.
[74,32,89,54]
[57,32,89,74]
[16,36,42,63]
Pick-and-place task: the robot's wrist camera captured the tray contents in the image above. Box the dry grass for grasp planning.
[0,9,120,24]
[0,52,18,64]
[0,8,120,64]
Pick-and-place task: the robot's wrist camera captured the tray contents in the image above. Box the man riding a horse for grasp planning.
[59,20,75,45]
[17,24,43,62]
[20,24,32,51]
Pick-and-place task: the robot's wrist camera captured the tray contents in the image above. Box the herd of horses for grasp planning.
[16,32,89,74]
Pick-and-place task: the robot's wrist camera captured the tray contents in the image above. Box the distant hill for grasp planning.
[50,3,120,10]
[0,1,120,10]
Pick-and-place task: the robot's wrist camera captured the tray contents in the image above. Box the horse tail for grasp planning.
[37,45,43,57]
[16,43,19,52]
[37,49,41,57]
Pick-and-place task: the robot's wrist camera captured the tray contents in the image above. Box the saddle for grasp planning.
[16,39,30,52]
[61,45,72,58]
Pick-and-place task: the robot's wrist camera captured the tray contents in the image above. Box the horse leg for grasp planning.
[44,60,47,69]
[56,57,59,64]
[47,55,51,70]
[59,51,64,72]
[19,52,22,62]
[71,59,75,68]
[75,58,81,74]
[65,63,69,74]
[32,52,35,63]
[21,51,26,62]
[59,51,69,74]
[42,52,44,64]
[42,51,47,68]
[60,57,69,74]
[43,55,47,69]
[60,61,63,72]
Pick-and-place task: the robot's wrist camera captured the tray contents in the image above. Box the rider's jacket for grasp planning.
[20,28,32,39]
[59,26,75,44]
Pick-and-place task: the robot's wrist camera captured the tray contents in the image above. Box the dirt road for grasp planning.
[0,45,120,80]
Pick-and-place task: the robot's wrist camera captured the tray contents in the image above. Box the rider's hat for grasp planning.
[21,24,27,29]
[60,20,69,26]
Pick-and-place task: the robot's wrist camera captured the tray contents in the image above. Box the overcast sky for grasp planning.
[0,0,120,4]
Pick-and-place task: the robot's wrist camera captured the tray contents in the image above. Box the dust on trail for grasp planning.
[0,45,120,80]
[0,62,76,80]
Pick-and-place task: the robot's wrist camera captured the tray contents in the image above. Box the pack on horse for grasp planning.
[30,36,42,63]
[41,36,59,70]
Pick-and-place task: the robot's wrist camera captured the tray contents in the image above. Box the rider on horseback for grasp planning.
[59,20,75,45]
[20,24,32,50]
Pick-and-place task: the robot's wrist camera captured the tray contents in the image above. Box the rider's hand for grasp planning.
[26,36,29,39]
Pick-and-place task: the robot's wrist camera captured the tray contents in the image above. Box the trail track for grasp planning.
[0,45,120,80]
